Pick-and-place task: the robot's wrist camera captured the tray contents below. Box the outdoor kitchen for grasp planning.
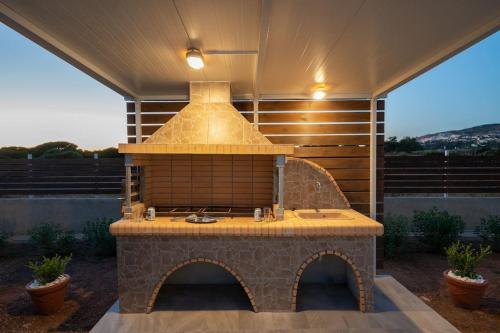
[110,81,383,314]
[4,1,499,331]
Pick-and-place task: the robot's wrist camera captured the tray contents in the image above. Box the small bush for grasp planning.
[479,215,500,252]
[383,214,410,258]
[445,242,491,279]
[0,230,9,251]
[29,223,76,257]
[413,207,465,253]
[83,218,116,257]
[28,254,71,285]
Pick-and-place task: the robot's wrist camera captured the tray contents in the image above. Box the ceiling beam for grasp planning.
[373,15,500,98]
[253,0,272,101]
[0,1,138,99]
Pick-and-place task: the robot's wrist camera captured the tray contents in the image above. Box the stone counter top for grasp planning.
[110,209,383,237]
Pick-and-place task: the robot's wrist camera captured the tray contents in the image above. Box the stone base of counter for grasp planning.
[116,236,375,313]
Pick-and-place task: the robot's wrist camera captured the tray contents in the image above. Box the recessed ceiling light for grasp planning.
[313,89,326,100]
[312,83,329,100]
[186,48,204,69]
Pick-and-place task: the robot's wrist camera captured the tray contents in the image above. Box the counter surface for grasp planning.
[110,209,383,237]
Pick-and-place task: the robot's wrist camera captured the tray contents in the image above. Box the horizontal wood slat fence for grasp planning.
[132,154,274,208]
[385,155,500,194]
[0,159,124,196]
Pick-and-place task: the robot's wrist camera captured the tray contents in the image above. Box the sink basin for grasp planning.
[295,211,352,220]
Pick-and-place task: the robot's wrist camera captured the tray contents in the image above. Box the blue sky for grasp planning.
[0,23,498,148]
[386,31,500,138]
[0,23,124,149]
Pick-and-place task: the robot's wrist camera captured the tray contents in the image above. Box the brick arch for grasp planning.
[146,258,258,313]
[291,250,366,312]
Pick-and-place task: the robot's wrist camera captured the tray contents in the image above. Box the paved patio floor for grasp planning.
[90,275,459,333]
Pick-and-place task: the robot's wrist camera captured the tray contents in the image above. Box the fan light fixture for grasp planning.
[186,48,204,69]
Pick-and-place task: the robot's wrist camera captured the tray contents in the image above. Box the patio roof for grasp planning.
[0,0,499,100]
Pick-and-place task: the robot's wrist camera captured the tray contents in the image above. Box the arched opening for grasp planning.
[292,251,365,312]
[147,258,257,312]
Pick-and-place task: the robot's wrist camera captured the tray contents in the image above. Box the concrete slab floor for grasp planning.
[90,276,460,333]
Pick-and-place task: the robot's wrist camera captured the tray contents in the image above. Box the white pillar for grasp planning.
[369,98,377,220]
[124,154,133,219]
[276,155,285,220]
[135,100,142,143]
[370,98,378,276]
[253,99,259,129]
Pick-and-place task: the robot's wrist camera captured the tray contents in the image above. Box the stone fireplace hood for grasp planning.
[119,82,294,155]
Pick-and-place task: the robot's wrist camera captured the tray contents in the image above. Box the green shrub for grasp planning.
[479,215,500,252]
[413,207,464,253]
[41,148,83,159]
[28,254,71,285]
[445,242,492,279]
[0,230,9,251]
[29,223,76,257]
[383,214,410,258]
[83,218,116,257]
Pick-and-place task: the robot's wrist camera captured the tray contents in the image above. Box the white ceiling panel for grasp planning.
[0,0,499,100]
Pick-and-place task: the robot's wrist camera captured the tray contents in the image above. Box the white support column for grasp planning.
[124,154,133,219]
[369,98,377,220]
[253,99,259,129]
[370,98,378,277]
[135,100,142,143]
[276,155,285,220]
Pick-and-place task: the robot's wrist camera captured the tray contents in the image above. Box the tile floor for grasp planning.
[91,276,460,333]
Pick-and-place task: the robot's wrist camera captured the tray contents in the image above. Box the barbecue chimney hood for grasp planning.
[119,82,294,155]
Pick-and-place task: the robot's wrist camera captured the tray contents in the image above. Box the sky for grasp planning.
[0,23,499,149]
[0,23,124,150]
[386,31,500,138]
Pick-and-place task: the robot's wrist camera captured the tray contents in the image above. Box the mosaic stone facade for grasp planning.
[116,235,374,313]
[284,157,350,210]
[145,82,272,146]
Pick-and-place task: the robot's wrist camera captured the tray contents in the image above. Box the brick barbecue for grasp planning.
[110,82,383,313]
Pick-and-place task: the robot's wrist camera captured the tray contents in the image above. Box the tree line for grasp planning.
[385,137,500,156]
[0,142,120,159]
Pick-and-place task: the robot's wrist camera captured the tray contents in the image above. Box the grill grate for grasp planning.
[155,206,254,217]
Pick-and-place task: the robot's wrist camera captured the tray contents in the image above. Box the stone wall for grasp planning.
[385,196,500,233]
[116,235,374,313]
[0,197,121,235]
[284,157,350,210]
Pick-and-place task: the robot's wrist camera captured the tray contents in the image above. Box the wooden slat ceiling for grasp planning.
[1,0,499,100]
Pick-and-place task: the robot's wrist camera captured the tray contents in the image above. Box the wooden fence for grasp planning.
[385,155,500,194]
[0,158,124,196]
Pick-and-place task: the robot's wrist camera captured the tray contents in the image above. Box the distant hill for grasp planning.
[417,124,500,150]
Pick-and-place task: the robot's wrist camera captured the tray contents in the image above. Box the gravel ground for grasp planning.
[1,244,498,333]
[380,252,500,333]
[0,244,117,333]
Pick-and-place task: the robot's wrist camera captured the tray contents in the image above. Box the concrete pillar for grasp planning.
[276,155,285,219]
[135,100,142,143]
[124,154,133,219]
[369,98,377,220]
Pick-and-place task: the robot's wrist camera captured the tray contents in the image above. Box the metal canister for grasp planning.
[254,208,262,222]
[146,207,156,221]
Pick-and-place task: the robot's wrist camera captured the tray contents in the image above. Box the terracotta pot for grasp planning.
[443,270,488,309]
[26,274,70,315]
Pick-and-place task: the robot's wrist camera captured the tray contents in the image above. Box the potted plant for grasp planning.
[26,254,71,314]
[444,241,492,309]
